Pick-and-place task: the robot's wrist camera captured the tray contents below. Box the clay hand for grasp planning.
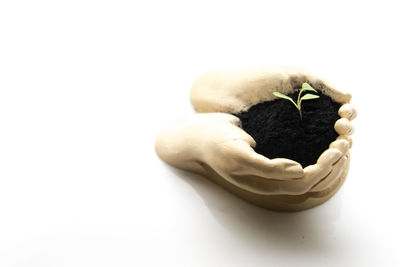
[156,67,356,210]
[155,113,355,196]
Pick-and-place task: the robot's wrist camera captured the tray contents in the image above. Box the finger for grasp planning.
[307,140,350,192]
[336,135,353,148]
[339,104,357,121]
[329,139,350,155]
[300,148,343,192]
[335,118,354,136]
[309,154,348,192]
[231,143,304,179]
[317,148,343,168]
[248,156,304,179]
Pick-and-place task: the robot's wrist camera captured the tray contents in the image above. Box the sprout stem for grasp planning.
[272,82,320,120]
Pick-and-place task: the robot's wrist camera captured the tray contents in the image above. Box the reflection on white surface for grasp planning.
[170,166,342,250]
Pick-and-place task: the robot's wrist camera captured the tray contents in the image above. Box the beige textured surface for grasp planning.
[190,67,352,114]
[156,67,356,211]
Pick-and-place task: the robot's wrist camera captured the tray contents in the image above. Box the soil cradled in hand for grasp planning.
[234,90,341,168]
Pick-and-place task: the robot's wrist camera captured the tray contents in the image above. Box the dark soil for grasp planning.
[234,90,341,168]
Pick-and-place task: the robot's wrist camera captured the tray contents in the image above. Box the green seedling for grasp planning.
[273,82,320,119]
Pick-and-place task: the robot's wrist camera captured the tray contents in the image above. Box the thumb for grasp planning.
[234,146,304,179]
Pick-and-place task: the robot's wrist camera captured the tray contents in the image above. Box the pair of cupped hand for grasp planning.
[156,67,356,196]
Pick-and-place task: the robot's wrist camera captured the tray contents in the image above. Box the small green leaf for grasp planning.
[273,92,289,98]
[273,92,298,108]
[301,93,320,100]
[302,82,318,93]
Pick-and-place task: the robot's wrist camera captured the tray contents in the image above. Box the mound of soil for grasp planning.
[235,91,341,167]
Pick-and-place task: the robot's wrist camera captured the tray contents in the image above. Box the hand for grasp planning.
[155,112,354,196]
[156,67,356,210]
[190,66,352,113]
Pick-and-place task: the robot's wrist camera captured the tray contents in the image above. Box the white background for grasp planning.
[0,0,399,266]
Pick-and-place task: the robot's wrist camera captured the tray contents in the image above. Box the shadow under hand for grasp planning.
[168,166,343,253]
